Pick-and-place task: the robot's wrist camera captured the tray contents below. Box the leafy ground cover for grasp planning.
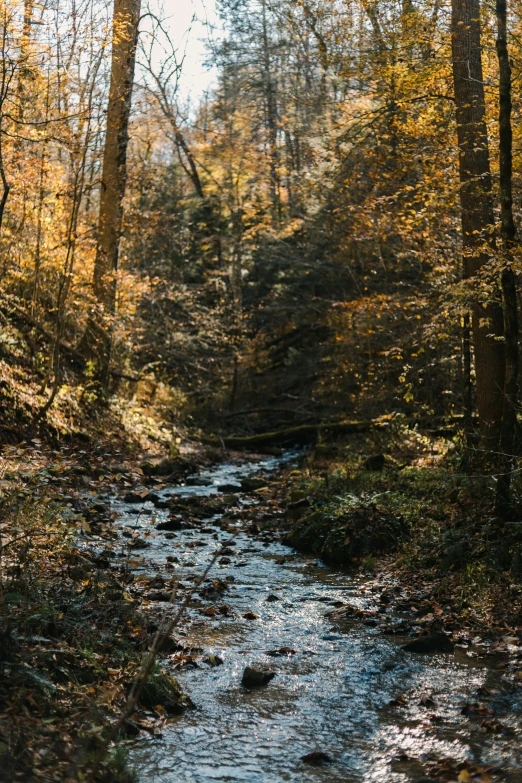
[2,416,522,782]
[279,421,522,634]
[0,444,198,782]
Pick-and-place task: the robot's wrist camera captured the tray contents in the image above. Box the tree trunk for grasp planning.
[462,312,473,424]
[261,0,280,222]
[494,0,519,516]
[451,0,505,453]
[91,0,141,386]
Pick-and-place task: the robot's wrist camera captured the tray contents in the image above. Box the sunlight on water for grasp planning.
[100,455,522,783]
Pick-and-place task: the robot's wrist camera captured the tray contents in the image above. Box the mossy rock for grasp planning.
[141,457,195,478]
[138,671,193,715]
[288,502,408,566]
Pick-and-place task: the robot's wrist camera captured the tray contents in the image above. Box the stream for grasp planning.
[101,455,522,783]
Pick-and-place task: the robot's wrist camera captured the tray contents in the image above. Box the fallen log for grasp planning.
[208,414,477,450]
[207,420,371,449]
[217,406,314,419]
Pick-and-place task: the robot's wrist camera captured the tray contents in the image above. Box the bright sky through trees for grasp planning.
[161,0,218,98]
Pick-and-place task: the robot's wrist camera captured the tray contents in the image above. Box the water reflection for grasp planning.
[104,455,522,783]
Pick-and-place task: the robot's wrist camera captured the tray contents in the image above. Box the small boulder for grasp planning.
[216,483,242,493]
[123,492,146,503]
[185,476,213,486]
[151,634,183,653]
[129,538,150,549]
[301,751,332,766]
[240,477,267,492]
[402,632,454,654]
[241,665,275,688]
[109,464,128,475]
[203,655,224,666]
[138,671,193,714]
[141,457,193,477]
[146,591,172,602]
[222,494,241,507]
[156,518,189,531]
[265,647,296,657]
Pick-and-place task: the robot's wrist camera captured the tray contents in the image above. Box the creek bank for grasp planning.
[145,462,522,662]
[121,455,522,783]
[0,441,226,782]
[273,450,522,645]
[3,440,522,783]
[284,496,408,566]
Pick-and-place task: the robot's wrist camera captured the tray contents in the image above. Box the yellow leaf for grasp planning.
[458,771,472,783]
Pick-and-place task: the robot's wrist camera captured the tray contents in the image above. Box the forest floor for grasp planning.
[1,418,522,782]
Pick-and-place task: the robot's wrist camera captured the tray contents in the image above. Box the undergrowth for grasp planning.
[284,424,522,629]
[0,457,187,782]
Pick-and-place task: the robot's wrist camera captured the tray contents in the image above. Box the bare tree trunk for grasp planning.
[17,0,34,122]
[173,125,204,198]
[451,0,505,454]
[91,0,141,386]
[261,0,280,223]
[0,10,15,232]
[462,313,473,424]
[362,0,386,55]
[231,206,243,309]
[494,0,519,517]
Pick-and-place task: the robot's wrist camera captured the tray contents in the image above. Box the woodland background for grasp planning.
[3,3,522,779]
[0,0,520,468]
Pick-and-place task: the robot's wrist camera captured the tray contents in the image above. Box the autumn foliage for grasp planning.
[0,0,520,470]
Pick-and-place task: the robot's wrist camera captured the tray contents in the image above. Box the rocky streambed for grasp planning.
[85,454,522,783]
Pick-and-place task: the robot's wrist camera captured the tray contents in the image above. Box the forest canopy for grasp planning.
[3,2,522,780]
[0,0,521,491]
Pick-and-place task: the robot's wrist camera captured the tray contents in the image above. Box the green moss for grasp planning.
[283,439,522,627]
[139,670,193,715]
[288,496,408,566]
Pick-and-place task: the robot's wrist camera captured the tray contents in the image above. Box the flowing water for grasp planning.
[102,455,522,783]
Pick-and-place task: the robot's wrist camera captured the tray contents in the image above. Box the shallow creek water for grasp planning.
[102,455,522,783]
